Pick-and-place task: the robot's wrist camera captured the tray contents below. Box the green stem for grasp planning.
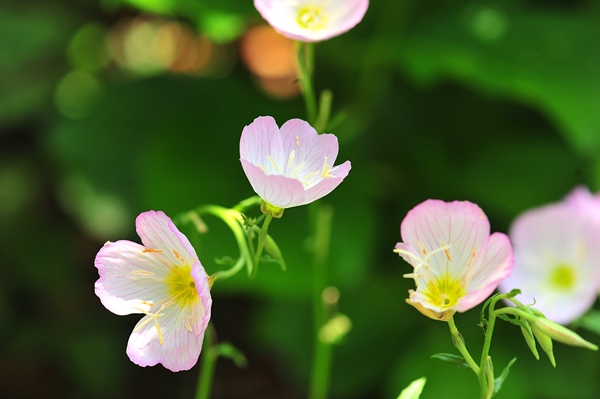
[252,213,274,277]
[478,295,506,399]
[296,41,317,124]
[447,317,480,375]
[195,324,217,399]
[308,203,334,399]
[313,89,332,134]
[214,256,245,281]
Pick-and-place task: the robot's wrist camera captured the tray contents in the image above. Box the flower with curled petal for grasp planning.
[395,199,514,321]
[254,0,369,42]
[240,116,351,212]
[94,210,212,371]
[499,190,600,325]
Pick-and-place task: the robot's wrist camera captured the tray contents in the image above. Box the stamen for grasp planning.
[173,249,185,263]
[295,135,300,146]
[142,248,163,253]
[444,248,453,262]
[185,320,193,332]
[257,164,267,172]
[292,161,305,178]
[301,170,320,183]
[131,270,155,276]
[287,150,296,172]
[267,155,280,173]
[321,156,333,178]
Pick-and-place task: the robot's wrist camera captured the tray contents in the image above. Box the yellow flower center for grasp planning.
[165,262,199,308]
[421,272,466,309]
[296,5,328,30]
[550,264,576,290]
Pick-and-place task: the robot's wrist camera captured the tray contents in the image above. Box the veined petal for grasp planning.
[136,211,198,267]
[457,232,513,312]
[191,261,212,334]
[279,119,340,174]
[241,159,306,208]
[126,304,204,372]
[95,240,170,316]
[302,161,351,204]
[240,116,284,174]
[254,0,369,42]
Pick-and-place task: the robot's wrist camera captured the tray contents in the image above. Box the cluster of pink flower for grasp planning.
[94,0,368,372]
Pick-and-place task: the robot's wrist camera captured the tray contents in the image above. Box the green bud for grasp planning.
[520,321,540,360]
[532,317,598,351]
[263,234,286,270]
[531,324,556,367]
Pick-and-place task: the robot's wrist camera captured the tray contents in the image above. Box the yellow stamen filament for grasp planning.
[287,150,296,171]
[185,320,193,332]
[444,248,453,262]
[131,270,155,276]
[173,249,184,263]
[267,155,280,173]
[321,157,333,178]
[295,135,300,146]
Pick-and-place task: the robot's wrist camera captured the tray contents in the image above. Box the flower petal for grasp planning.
[400,200,490,276]
[126,304,204,372]
[302,160,351,204]
[240,116,285,174]
[254,0,369,42]
[499,202,600,324]
[279,119,340,174]
[457,232,514,312]
[241,159,305,207]
[94,240,170,315]
[191,261,212,334]
[136,210,198,267]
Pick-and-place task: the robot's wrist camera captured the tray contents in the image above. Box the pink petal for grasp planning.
[240,116,284,173]
[400,200,490,276]
[302,160,351,204]
[457,232,513,312]
[241,159,305,208]
[191,261,212,334]
[279,120,340,173]
[499,203,600,324]
[254,0,369,42]
[136,211,198,267]
[126,304,204,372]
[94,240,170,316]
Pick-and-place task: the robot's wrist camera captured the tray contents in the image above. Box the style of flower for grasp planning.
[94,211,212,371]
[395,200,514,321]
[498,194,600,325]
[254,0,369,42]
[240,116,351,210]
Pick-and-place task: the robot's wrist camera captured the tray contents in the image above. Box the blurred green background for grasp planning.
[2,0,600,398]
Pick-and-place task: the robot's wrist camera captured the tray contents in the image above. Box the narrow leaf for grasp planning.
[216,342,247,368]
[493,357,517,397]
[431,353,470,369]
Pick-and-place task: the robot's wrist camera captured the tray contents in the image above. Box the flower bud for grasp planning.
[520,321,540,360]
[532,317,598,351]
[531,325,556,368]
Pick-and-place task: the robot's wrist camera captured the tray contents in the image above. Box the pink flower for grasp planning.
[499,195,600,325]
[254,0,369,42]
[94,211,212,371]
[395,200,514,321]
[240,116,351,210]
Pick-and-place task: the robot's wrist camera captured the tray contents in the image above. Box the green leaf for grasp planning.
[430,353,470,369]
[493,357,517,397]
[396,377,427,399]
[479,293,500,329]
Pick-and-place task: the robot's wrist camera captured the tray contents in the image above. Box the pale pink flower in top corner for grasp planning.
[94,210,212,372]
[394,199,514,321]
[498,200,600,325]
[564,185,600,225]
[240,116,351,210]
[254,0,369,42]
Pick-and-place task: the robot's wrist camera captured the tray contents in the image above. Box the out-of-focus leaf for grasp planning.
[398,3,600,156]
[576,310,600,336]
[397,377,426,399]
[217,342,247,368]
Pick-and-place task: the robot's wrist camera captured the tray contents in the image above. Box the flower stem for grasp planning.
[477,294,506,399]
[251,213,274,277]
[308,203,334,399]
[195,324,217,399]
[447,317,480,375]
[296,41,317,124]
